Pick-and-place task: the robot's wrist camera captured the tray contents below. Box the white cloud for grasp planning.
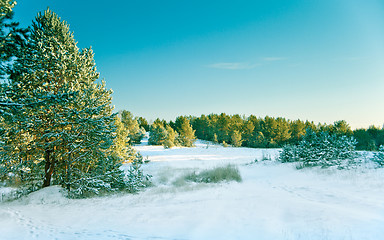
[207,62,260,70]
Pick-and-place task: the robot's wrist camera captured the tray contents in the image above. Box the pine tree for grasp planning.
[280,129,357,167]
[119,110,145,144]
[148,122,168,146]
[230,130,243,147]
[175,116,196,147]
[372,145,384,167]
[137,116,149,132]
[1,0,28,133]
[0,9,151,197]
[110,115,130,161]
[163,125,178,148]
[289,119,306,144]
[0,0,27,79]
[353,128,377,151]
[332,120,353,136]
[241,120,255,147]
[253,131,268,148]
[4,9,116,190]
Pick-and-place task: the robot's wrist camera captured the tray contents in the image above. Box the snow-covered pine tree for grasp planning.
[5,9,114,189]
[66,113,149,198]
[280,129,356,167]
[0,0,27,143]
[0,1,38,188]
[372,145,384,167]
[0,0,27,79]
[1,9,150,197]
[0,0,15,79]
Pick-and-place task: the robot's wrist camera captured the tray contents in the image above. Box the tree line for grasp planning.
[145,113,383,151]
[148,116,196,148]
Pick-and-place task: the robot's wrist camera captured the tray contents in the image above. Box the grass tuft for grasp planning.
[184,165,242,184]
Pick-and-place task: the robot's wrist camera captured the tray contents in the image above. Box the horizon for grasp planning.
[13,0,384,129]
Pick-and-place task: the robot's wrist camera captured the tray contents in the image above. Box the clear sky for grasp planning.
[13,0,384,129]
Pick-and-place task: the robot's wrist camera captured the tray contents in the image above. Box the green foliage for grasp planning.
[353,126,384,151]
[0,0,27,79]
[190,114,296,148]
[280,130,357,167]
[251,132,268,148]
[289,120,307,144]
[0,9,151,198]
[163,125,177,148]
[332,120,353,136]
[372,145,384,167]
[231,130,243,147]
[184,165,242,183]
[175,116,196,147]
[148,122,168,146]
[190,113,379,151]
[119,110,146,144]
[67,153,151,198]
[137,116,149,131]
[148,121,183,149]
[110,115,129,159]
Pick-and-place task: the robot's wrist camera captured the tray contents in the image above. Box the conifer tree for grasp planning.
[231,130,243,147]
[332,120,353,136]
[137,116,149,132]
[148,122,168,146]
[164,125,178,148]
[290,119,306,144]
[253,131,268,148]
[0,0,27,79]
[110,115,130,160]
[242,120,255,147]
[372,145,384,167]
[2,9,116,190]
[119,110,145,144]
[0,9,151,196]
[280,129,357,167]
[175,116,196,147]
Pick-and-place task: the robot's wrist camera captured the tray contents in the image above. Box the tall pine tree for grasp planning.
[0,9,150,196]
[175,116,196,147]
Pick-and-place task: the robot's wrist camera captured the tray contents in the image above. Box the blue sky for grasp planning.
[13,0,384,129]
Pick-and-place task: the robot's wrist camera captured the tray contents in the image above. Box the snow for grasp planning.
[1,138,384,239]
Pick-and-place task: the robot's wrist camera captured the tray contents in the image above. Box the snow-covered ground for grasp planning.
[1,138,384,240]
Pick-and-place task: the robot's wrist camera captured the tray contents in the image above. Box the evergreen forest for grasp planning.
[146,113,384,151]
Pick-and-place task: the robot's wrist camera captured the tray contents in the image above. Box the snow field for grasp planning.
[0,139,383,239]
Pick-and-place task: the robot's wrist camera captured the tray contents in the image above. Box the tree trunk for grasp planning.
[42,150,55,188]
